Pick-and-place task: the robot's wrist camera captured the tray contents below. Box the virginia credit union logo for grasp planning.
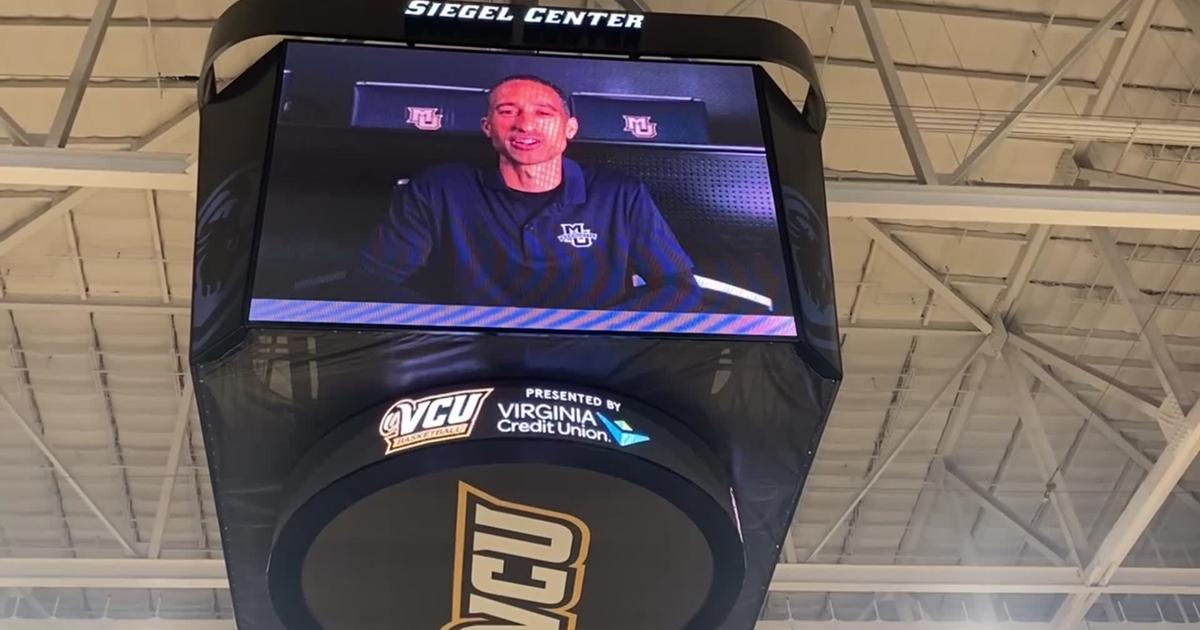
[622,114,658,139]
[379,388,494,455]
[406,106,444,131]
[442,482,590,630]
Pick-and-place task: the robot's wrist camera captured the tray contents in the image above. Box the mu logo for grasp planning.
[556,223,598,249]
[442,483,591,630]
[621,114,658,139]
[406,106,445,131]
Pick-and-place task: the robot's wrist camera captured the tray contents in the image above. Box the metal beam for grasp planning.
[145,191,172,303]
[1012,406,1093,568]
[724,0,759,15]
[44,0,119,147]
[1007,331,1162,421]
[148,379,195,559]
[1090,227,1196,412]
[0,106,31,146]
[946,488,998,622]
[804,0,1186,33]
[995,225,1053,319]
[825,181,1200,230]
[1001,346,1091,565]
[0,389,139,557]
[1173,0,1200,44]
[613,0,649,11]
[842,321,983,337]
[0,77,197,90]
[0,146,194,190]
[2,166,1199,231]
[1013,348,1200,515]
[0,105,197,259]
[1091,462,1140,544]
[771,563,1200,595]
[805,338,989,560]
[1076,167,1200,193]
[0,558,226,590]
[854,0,939,184]
[1146,532,1191,623]
[943,459,1070,566]
[7,557,1200,598]
[815,55,1102,91]
[852,218,993,333]
[894,358,991,565]
[0,298,189,316]
[948,0,1132,183]
[1091,0,1161,117]
[1053,400,1200,628]
[841,320,1200,349]
[0,16,216,28]
[826,105,1200,153]
[7,588,48,618]
[936,359,990,456]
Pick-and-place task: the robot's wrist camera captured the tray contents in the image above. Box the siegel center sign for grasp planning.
[404,0,646,29]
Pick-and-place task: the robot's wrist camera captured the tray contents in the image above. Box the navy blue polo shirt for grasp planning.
[361,158,694,309]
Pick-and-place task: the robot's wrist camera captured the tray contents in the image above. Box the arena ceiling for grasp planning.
[1,0,1199,628]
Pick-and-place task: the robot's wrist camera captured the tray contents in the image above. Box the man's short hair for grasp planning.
[488,74,572,114]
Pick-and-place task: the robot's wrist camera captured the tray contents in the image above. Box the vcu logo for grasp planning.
[622,115,658,139]
[406,106,445,131]
[443,483,590,630]
[379,388,493,455]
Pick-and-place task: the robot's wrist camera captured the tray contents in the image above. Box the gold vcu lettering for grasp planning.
[443,483,591,630]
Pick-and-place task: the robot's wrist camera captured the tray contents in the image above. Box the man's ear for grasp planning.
[480,117,490,136]
[566,116,579,140]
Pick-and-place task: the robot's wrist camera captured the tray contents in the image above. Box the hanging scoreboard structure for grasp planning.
[191,1,839,629]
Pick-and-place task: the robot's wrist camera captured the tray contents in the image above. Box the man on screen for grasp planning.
[359,75,702,312]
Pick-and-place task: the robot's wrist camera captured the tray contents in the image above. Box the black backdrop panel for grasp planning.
[759,69,840,378]
[265,382,747,630]
[191,48,281,361]
[193,329,837,630]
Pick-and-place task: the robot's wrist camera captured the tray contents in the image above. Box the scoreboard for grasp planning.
[191,1,839,629]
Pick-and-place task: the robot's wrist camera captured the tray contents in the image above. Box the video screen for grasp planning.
[250,42,800,338]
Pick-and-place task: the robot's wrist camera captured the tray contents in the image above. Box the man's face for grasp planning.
[482,79,579,167]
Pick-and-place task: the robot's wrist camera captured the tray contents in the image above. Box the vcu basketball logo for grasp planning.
[443,483,591,630]
[406,106,445,131]
[622,115,658,139]
[378,388,493,455]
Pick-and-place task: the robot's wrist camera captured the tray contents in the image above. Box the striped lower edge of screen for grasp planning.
[248,299,797,337]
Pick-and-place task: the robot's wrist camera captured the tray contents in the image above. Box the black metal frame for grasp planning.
[200,0,826,136]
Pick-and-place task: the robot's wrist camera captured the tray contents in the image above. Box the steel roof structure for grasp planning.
[1,0,1199,628]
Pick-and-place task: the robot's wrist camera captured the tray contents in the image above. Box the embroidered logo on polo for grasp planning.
[557,223,598,248]
[442,483,591,630]
[622,115,658,139]
[406,106,444,131]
